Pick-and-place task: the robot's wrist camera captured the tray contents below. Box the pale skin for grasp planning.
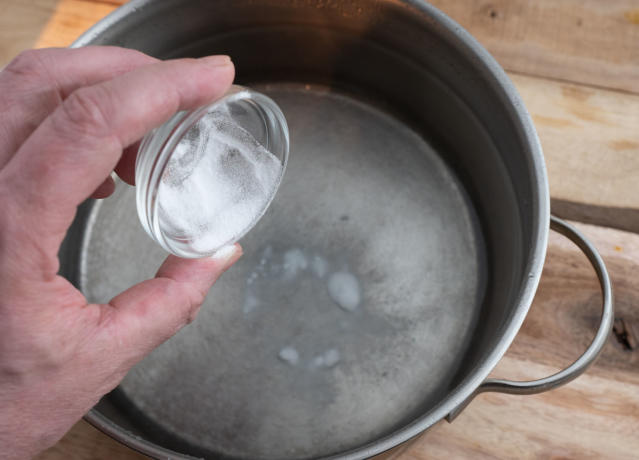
[0,46,241,459]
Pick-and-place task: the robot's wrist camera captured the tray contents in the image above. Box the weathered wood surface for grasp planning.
[429,0,639,95]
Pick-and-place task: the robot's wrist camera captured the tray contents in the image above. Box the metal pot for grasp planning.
[61,1,613,458]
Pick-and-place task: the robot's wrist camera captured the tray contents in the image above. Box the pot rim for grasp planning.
[73,1,550,458]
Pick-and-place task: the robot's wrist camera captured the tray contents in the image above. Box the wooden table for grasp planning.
[1,0,636,458]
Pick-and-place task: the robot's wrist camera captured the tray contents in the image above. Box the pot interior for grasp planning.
[60,1,545,458]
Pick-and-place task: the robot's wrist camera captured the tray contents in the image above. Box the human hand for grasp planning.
[0,46,240,459]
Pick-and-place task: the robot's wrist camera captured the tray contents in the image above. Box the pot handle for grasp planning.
[447,215,614,422]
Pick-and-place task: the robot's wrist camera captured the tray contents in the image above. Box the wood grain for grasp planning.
[34,421,145,460]
[0,0,60,67]
[511,73,639,224]
[35,0,126,48]
[430,0,639,94]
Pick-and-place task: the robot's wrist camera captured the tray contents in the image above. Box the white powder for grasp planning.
[278,346,300,366]
[311,348,340,369]
[211,244,237,261]
[311,254,329,278]
[157,104,282,254]
[243,293,260,314]
[327,271,361,311]
[282,248,308,280]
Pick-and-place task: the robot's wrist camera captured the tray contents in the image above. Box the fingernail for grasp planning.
[211,243,242,269]
[199,55,232,67]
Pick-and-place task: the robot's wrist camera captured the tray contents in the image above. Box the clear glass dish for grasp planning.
[135,85,289,258]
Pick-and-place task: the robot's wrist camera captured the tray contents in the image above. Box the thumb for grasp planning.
[105,244,242,361]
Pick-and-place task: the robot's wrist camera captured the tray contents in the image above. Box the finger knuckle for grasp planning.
[184,289,206,325]
[57,86,113,139]
[184,307,201,325]
[3,49,44,79]
[0,184,24,252]
[163,279,204,326]
[0,323,60,377]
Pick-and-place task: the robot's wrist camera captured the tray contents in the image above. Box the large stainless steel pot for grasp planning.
[60,1,613,458]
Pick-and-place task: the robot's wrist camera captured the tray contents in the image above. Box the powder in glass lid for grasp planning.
[157,103,282,254]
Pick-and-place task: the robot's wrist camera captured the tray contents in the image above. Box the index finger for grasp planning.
[3,55,234,252]
[0,46,158,168]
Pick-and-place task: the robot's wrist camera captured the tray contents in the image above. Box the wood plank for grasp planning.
[550,200,639,236]
[35,0,126,48]
[34,420,145,460]
[501,223,639,385]
[430,0,639,94]
[0,0,60,67]
[510,73,639,230]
